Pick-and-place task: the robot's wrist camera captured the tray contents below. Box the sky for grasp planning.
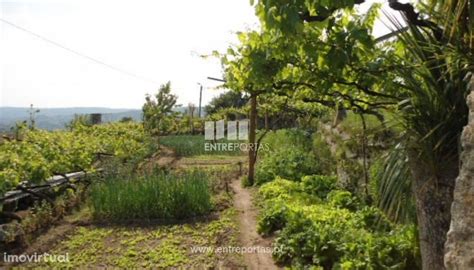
[0,0,399,109]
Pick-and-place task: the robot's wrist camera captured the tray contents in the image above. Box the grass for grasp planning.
[90,170,212,221]
[159,135,243,156]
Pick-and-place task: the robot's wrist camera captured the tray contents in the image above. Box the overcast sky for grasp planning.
[0,0,398,109]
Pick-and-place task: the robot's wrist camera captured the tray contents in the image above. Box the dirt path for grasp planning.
[140,145,179,173]
[156,145,179,167]
[230,179,281,270]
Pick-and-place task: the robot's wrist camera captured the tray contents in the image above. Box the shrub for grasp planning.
[337,226,419,269]
[327,190,360,211]
[312,133,336,175]
[355,206,393,232]
[90,170,212,220]
[272,206,356,268]
[301,175,337,199]
[257,201,289,236]
[255,148,319,185]
[255,129,322,185]
[259,129,313,158]
[257,177,418,269]
[258,178,302,200]
[271,204,417,269]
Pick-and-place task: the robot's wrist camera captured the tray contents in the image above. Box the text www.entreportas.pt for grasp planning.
[190,246,280,254]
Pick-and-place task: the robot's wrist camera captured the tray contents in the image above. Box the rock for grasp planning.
[445,78,474,269]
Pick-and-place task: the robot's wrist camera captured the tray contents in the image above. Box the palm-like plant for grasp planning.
[377,141,415,224]
[377,1,472,268]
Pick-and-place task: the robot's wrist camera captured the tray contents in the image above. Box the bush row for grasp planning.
[257,177,419,269]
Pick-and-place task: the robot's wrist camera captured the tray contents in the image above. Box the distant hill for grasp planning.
[0,107,142,131]
[0,106,204,131]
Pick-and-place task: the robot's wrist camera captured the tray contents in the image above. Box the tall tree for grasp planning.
[222,31,283,185]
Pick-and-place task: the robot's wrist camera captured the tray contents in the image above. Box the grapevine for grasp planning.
[0,122,151,194]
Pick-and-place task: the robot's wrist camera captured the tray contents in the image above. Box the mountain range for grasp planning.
[0,107,143,131]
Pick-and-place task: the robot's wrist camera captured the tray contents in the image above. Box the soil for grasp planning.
[230,178,281,270]
[139,145,179,173]
[21,220,77,256]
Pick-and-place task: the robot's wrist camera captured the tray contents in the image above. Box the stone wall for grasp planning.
[444,76,474,269]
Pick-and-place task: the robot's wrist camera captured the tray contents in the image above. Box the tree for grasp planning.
[384,2,472,267]
[222,31,284,185]
[245,0,472,268]
[142,82,178,135]
[28,104,40,130]
[119,117,133,123]
[222,5,397,185]
[188,103,196,134]
[205,91,248,116]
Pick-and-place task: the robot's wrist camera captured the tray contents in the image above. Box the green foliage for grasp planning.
[90,170,212,220]
[390,19,470,169]
[257,177,419,269]
[339,111,383,135]
[240,176,251,187]
[271,205,419,269]
[327,190,360,211]
[222,31,282,95]
[119,116,133,123]
[224,3,397,116]
[27,207,240,268]
[0,122,153,194]
[312,133,336,175]
[260,129,313,156]
[301,175,337,199]
[142,81,178,135]
[207,107,248,122]
[253,0,367,33]
[374,144,416,224]
[258,177,302,200]
[272,208,351,268]
[225,0,471,266]
[355,206,393,233]
[256,129,321,184]
[205,91,248,116]
[255,147,318,184]
[170,114,204,135]
[66,114,93,130]
[257,201,289,236]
